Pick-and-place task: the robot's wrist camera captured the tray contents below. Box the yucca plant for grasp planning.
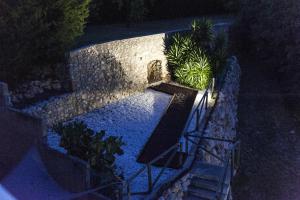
[191,19,214,53]
[165,33,195,67]
[175,51,212,90]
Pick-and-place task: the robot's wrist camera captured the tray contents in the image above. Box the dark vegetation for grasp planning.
[0,0,90,87]
[232,1,300,197]
[54,121,124,195]
[89,0,238,24]
[0,0,236,91]
[232,0,300,117]
[165,19,228,90]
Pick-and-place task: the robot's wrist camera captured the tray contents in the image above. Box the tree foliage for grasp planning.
[166,19,228,90]
[234,0,300,66]
[0,0,90,84]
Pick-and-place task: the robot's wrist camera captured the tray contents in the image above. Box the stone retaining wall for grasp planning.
[69,34,170,92]
[158,57,241,200]
[22,32,179,126]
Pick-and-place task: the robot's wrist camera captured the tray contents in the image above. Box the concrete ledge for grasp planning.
[38,140,90,192]
[0,107,44,180]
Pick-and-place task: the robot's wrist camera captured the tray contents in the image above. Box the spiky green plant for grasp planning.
[174,51,212,90]
[191,19,214,52]
[165,33,195,67]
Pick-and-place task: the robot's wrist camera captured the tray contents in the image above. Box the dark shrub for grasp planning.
[89,0,149,24]
[56,121,124,174]
[0,0,90,85]
[55,121,124,197]
[89,0,235,24]
[165,19,228,90]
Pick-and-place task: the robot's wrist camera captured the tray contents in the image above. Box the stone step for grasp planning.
[184,194,208,200]
[191,177,219,191]
[188,186,226,200]
[191,161,231,184]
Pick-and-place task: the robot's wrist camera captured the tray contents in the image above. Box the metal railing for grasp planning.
[67,143,180,200]
[217,140,241,200]
[66,65,236,200]
[68,83,214,200]
[184,133,241,200]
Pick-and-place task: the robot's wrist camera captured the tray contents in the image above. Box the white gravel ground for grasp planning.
[47,89,177,196]
[47,89,207,198]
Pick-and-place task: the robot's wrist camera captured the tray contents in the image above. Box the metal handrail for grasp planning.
[217,140,241,200]
[70,143,179,200]
[125,143,179,195]
[67,77,218,200]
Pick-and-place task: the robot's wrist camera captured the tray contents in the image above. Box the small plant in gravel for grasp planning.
[55,121,124,182]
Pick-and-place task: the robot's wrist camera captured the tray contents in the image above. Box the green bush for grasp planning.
[0,0,90,84]
[191,19,214,53]
[166,19,228,90]
[165,34,196,67]
[55,121,124,176]
[89,0,150,24]
[175,52,212,90]
[89,0,124,24]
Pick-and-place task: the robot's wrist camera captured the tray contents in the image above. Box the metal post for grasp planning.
[196,109,200,131]
[211,78,215,98]
[179,143,183,166]
[127,183,131,200]
[237,142,241,169]
[147,164,153,192]
[86,163,91,189]
[205,93,208,110]
[231,150,234,179]
[185,135,189,153]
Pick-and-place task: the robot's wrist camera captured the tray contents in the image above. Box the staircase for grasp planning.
[185,161,231,200]
[182,139,240,200]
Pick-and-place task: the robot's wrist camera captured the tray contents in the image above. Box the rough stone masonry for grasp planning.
[22,33,173,126]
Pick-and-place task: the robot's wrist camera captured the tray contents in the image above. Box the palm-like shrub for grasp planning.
[165,18,228,90]
[191,19,214,52]
[175,51,212,90]
[165,34,195,66]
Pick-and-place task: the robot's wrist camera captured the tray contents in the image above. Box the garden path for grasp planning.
[232,57,300,200]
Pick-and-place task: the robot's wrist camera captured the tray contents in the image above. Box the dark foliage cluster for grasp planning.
[233,0,300,115]
[54,121,124,185]
[165,19,228,90]
[0,0,90,85]
[89,0,238,24]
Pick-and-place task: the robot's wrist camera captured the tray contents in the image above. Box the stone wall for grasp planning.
[69,34,170,92]
[158,57,241,200]
[22,33,176,126]
[203,56,241,164]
